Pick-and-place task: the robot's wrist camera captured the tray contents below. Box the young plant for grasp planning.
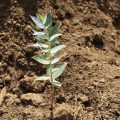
[30,12,67,119]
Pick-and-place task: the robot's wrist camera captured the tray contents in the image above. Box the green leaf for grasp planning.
[39,35,48,40]
[38,41,48,48]
[50,79,62,87]
[42,49,49,53]
[35,32,48,40]
[30,15,44,29]
[32,42,49,52]
[34,76,50,81]
[46,21,53,30]
[52,62,67,78]
[46,21,52,31]
[50,45,66,54]
[51,54,65,64]
[33,42,48,49]
[32,55,50,64]
[39,14,45,22]
[44,12,52,27]
[49,22,61,37]
[32,30,45,36]
[36,37,47,43]
[49,34,62,41]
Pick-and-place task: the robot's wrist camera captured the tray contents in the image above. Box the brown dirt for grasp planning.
[0,0,120,120]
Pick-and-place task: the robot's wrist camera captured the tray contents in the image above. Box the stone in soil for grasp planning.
[0,87,7,107]
[53,103,74,120]
[20,93,45,106]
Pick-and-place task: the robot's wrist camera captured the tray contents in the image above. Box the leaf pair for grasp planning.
[32,54,65,65]
[34,62,67,87]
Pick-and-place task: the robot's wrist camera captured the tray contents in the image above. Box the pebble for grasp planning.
[77,93,89,103]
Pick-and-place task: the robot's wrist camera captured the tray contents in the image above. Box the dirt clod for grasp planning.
[19,75,46,93]
[20,93,45,106]
[53,104,74,120]
[77,94,89,103]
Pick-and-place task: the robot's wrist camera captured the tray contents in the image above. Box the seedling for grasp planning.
[30,12,67,120]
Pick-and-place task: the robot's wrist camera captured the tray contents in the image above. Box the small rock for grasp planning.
[77,94,89,103]
[4,75,11,82]
[26,25,32,29]
[0,87,7,106]
[53,103,74,120]
[0,62,2,67]
[15,98,21,105]
[116,60,119,66]
[20,93,45,106]
[13,0,17,4]
[73,18,79,25]
[99,78,105,83]
[7,20,12,24]
[16,23,21,27]
[13,21,16,24]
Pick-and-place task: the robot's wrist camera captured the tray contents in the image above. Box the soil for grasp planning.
[0,0,120,120]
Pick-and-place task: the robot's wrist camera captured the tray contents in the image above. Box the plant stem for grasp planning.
[49,60,54,120]
[50,81,54,120]
[48,40,54,120]
[45,28,54,120]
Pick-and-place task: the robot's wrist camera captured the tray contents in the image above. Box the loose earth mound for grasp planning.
[0,0,120,120]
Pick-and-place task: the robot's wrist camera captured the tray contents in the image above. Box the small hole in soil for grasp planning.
[83,100,91,107]
[21,100,33,106]
[55,95,66,104]
[113,14,120,29]
[0,110,4,117]
[92,35,104,49]
[19,84,33,93]
[65,11,73,19]
[51,1,59,9]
